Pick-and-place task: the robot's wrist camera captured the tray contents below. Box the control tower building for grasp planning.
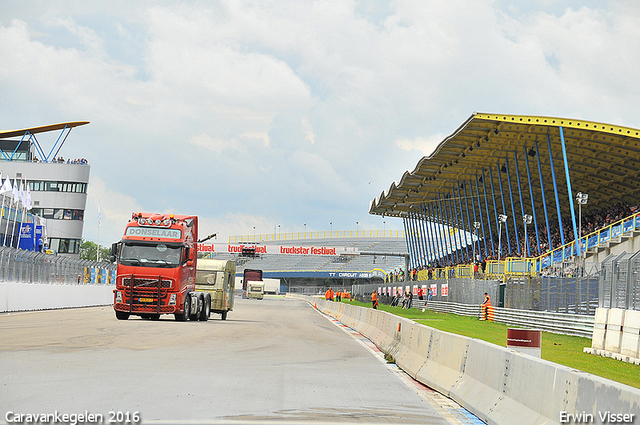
[0,122,90,257]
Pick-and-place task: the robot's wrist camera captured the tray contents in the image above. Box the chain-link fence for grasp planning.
[599,250,640,310]
[0,246,116,284]
[353,279,500,307]
[505,275,599,315]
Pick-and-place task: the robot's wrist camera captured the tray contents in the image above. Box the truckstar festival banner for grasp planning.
[197,244,358,256]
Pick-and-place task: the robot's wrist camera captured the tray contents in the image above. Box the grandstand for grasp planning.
[205,236,408,287]
[370,113,640,275]
[364,112,640,316]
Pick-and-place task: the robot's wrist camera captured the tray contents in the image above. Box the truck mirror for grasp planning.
[186,259,194,267]
[184,246,190,263]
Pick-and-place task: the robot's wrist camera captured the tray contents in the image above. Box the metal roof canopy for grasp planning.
[0,121,89,163]
[369,113,640,226]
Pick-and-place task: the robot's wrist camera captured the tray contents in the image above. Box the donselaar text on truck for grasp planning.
[111,212,211,321]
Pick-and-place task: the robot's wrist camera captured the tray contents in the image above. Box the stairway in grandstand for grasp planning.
[580,214,640,270]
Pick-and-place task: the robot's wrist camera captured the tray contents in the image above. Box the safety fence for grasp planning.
[505,275,599,315]
[354,274,600,316]
[600,250,640,310]
[0,246,116,285]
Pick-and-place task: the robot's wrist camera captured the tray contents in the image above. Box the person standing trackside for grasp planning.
[371,291,378,309]
[407,289,413,309]
[325,287,334,301]
[480,292,491,320]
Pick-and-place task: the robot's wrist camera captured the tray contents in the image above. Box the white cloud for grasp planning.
[395,134,446,157]
[2,1,640,244]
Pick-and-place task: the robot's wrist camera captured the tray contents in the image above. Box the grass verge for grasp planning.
[341,299,640,389]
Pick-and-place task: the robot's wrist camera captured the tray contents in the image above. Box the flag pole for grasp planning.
[97,201,101,262]
[4,176,13,247]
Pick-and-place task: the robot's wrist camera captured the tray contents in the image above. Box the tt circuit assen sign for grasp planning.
[197,244,357,256]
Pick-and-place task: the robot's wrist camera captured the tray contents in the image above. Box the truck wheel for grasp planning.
[115,311,130,320]
[175,294,190,321]
[190,294,202,321]
[221,310,228,320]
[199,294,211,321]
[149,314,160,320]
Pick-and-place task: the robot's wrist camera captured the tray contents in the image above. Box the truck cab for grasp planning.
[112,212,211,321]
[195,259,235,320]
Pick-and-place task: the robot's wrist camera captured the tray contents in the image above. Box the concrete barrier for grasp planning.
[621,309,640,359]
[1,282,114,312]
[591,307,608,350]
[415,330,468,397]
[604,308,625,353]
[393,320,432,379]
[290,294,640,425]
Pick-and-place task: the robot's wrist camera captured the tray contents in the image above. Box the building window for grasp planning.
[48,238,81,254]
[31,208,84,221]
[28,181,87,194]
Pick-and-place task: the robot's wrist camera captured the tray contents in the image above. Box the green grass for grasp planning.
[341,299,640,389]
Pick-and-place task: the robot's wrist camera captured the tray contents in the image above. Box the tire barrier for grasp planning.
[290,295,640,425]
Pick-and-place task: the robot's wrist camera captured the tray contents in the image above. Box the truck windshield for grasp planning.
[119,242,182,268]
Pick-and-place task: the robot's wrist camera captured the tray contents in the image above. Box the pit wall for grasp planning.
[291,295,640,425]
[1,282,114,312]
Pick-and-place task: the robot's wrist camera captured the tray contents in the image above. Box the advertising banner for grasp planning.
[197,243,358,256]
[17,223,34,251]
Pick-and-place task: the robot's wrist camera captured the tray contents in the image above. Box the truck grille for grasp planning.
[122,276,172,288]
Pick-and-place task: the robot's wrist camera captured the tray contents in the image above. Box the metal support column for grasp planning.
[505,158,521,254]
[495,164,512,255]
[514,152,530,256]
[451,188,467,262]
[466,181,481,260]
[559,126,581,256]
[475,175,491,256]
[547,134,565,246]
[443,193,459,264]
[524,146,542,255]
[460,183,473,261]
[482,169,496,256]
[429,202,445,266]
[535,140,553,251]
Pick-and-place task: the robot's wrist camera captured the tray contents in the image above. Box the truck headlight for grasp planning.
[115,291,122,303]
[169,294,177,305]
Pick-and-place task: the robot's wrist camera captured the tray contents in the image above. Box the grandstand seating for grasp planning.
[208,237,407,277]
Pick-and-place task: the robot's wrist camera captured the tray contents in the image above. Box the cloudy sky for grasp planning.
[1,0,639,246]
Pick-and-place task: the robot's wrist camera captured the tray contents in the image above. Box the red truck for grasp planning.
[111,212,211,321]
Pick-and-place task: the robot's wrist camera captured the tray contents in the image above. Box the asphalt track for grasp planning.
[0,297,481,424]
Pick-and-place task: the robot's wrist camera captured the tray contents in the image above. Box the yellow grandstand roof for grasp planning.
[0,121,89,139]
[369,113,640,219]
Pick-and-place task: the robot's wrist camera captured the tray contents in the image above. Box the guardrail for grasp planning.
[413,300,595,338]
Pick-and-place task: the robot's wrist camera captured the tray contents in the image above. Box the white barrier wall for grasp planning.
[294,295,640,425]
[0,282,114,312]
